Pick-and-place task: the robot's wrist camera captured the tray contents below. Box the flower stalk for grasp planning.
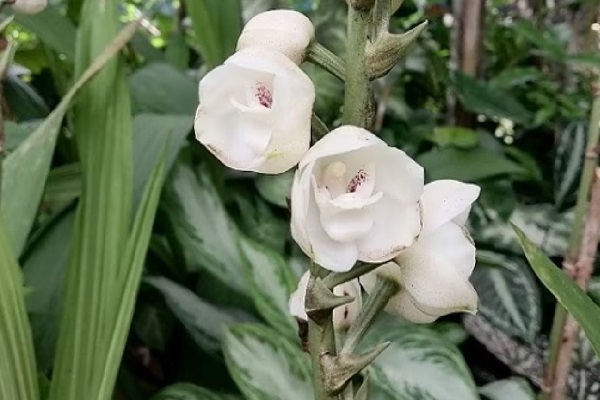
[343,6,372,127]
[307,42,346,81]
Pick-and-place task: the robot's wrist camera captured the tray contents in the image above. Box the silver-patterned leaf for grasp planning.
[471,251,541,344]
[479,378,535,400]
[362,325,479,400]
[554,120,586,209]
[224,324,312,400]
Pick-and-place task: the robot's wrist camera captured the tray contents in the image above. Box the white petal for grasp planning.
[12,0,47,13]
[291,165,314,258]
[299,126,387,170]
[359,261,402,293]
[292,170,359,271]
[289,271,310,320]
[386,291,438,323]
[332,279,362,331]
[315,178,383,243]
[237,10,315,64]
[395,223,478,318]
[374,147,424,204]
[420,180,480,235]
[356,196,421,263]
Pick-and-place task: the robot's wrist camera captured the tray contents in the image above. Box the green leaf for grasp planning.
[183,0,242,68]
[163,163,250,297]
[513,225,600,358]
[472,251,541,344]
[132,114,193,209]
[255,170,294,208]
[479,378,535,400]
[473,204,572,257]
[129,63,198,115]
[239,236,297,337]
[5,120,39,152]
[432,126,479,149]
[224,324,312,400]
[152,383,240,400]
[133,304,174,353]
[417,147,525,182]
[362,326,479,400]
[488,67,544,89]
[4,74,49,120]
[0,218,40,400]
[147,277,254,353]
[165,28,190,70]
[14,5,77,59]
[554,120,586,209]
[23,210,75,373]
[42,164,81,215]
[235,195,288,253]
[450,71,532,125]
[1,21,138,258]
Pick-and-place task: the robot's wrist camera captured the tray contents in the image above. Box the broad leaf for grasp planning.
[129,63,197,115]
[147,277,254,353]
[479,378,535,400]
[224,324,312,400]
[432,126,479,149]
[472,251,541,344]
[514,226,600,358]
[14,5,77,59]
[417,147,525,182]
[450,71,532,125]
[23,210,75,373]
[255,170,294,208]
[362,326,479,400]
[239,236,297,337]
[162,163,249,296]
[152,383,240,400]
[554,120,586,209]
[132,114,193,209]
[183,0,242,68]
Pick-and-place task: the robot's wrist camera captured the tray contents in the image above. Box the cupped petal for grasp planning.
[373,147,424,204]
[291,164,316,258]
[356,196,421,263]
[420,180,480,235]
[386,291,438,323]
[299,126,387,170]
[395,224,478,318]
[289,271,310,321]
[237,10,315,64]
[359,261,402,293]
[292,169,359,271]
[315,179,383,242]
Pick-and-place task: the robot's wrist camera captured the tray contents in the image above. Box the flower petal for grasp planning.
[291,164,316,258]
[374,147,424,204]
[299,126,387,170]
[420,180,480,235]
[237,10,315,64]
[289,271,310,320]
[395,223,478,318]
[333,279,362,331]
[386,291,438,323]
[356,196,421,263]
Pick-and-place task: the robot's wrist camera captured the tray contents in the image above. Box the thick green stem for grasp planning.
[341,277,398,354]
[543,78,600,400]
[342,7,371,127]
[323,262,382,289]
[307,42,346,82]
[308,316,337,399]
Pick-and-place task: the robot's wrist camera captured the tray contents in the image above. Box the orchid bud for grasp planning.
[11,0,47,14]
[289,271,362,332]
[236,10,315,65]
[360,180,481,323]
[194,46,315,174]
[290,125,424,272]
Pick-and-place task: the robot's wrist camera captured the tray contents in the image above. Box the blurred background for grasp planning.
[5,0,600,399]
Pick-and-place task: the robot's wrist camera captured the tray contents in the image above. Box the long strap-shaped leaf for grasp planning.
[48,0,140,398]
[0,219,39,400]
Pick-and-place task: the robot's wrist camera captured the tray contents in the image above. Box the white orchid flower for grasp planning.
[237,10,315,65]
[360,180,481,323]
[194,46,315,174]
[12,0,47,14]
[289,271,362,331]
[290,125,424,272]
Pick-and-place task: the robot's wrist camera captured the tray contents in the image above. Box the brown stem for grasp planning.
[549,169,600,400]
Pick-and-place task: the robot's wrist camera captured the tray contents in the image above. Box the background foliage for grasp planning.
[3,0,600,399]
